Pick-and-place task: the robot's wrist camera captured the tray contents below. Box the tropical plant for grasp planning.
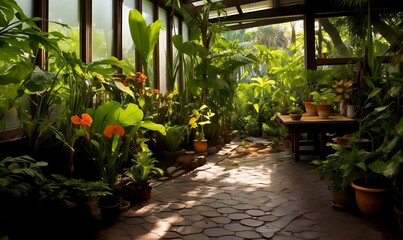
[311,88,337,105]
[312,143,357,191]
[127,151,164,185]
[162,125,187,152]
[188,104,215,141]
[71,101,166,188]
[128,9,163,85]
[287,105,304,114]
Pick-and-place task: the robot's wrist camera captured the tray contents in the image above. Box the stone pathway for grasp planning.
[97,140,401,240]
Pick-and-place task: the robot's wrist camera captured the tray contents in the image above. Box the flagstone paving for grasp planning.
[97,139,401,240]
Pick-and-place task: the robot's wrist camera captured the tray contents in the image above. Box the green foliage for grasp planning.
[43,174,111,200]
[288,106,304,114]
[128,152,164,184]
[163,125,187,151]
[128,9,163,79]
[311,88,337,105]
[188,104,215,140]
[87,100,166,187]
[0,155,47,198]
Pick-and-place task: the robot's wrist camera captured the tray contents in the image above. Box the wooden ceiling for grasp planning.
[178,0,403,30]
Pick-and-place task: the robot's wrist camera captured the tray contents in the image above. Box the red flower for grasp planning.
[103,124,125,138]
[135,72,147,83]
[71,113,93,126]
[152,88,160,94]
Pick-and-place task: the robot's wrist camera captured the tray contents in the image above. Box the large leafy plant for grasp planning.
[128,152,164,185]
[128,9,163,82]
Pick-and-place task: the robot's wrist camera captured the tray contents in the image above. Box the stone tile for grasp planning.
[228,213,251,220]
[245,209,266,216]
[162,231,182,239]
[200,210,221,217]
[218,199,240,205]
[240,218,264,227]
[193,205,216,212]
[192,219,218,229]
[182,214,205,221]
[178,208,199,216]
[257,215,279,222]
[182,234,210,240]
[168,202,187,210]
[176,226,203,235]
[141,221,172,234]
[143,215,162,224]
[223,223,253,232]
[232,204,256,210]
[212,193,232,200]
[203,227,234,237]
[217,236,243,240]
[217,207,239,214]
[210,216,232,224]
[293,230,322,240]
[208,202,228,208]
[235,230,262,238]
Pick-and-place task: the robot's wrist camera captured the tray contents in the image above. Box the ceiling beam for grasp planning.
[210,5,305,23]
[226,15,303,30]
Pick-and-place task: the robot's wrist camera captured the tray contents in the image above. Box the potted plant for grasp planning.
[300,69,328,116]
[287,105,304,120]
[124,151,164,202]
[188,104,215,153]
[332,79,353,116]
[310,88,337,118]
[311,143,359,209]
[162,124,187,159]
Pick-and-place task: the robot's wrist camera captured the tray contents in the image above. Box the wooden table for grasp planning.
[277,114,358,161]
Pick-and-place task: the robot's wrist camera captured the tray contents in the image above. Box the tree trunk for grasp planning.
[319,18,352,57]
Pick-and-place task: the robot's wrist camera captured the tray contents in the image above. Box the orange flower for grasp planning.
[103,124,125,138]
[152,88,160,94]
[135,72,147,83]
[71,113,93,126]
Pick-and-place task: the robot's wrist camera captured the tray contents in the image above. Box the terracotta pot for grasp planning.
[303,101,317,116]
[316,104,332,119]
[193,139,208,153]
[331,189,354,210]
[289,113,302,120]
[351,179,391,216]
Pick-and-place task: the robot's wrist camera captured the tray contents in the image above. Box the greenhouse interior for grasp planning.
[1,0,403,239]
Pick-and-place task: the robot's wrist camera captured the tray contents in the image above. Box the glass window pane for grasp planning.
[159,7,167,93]
[49,0,80,54]
[92,0,113,60]
[182,21,189,42]
[15,0,33,17]
[142,0,154,87]
[315,16,391,58]
[123,0,136,73]
[142,0,153,25]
